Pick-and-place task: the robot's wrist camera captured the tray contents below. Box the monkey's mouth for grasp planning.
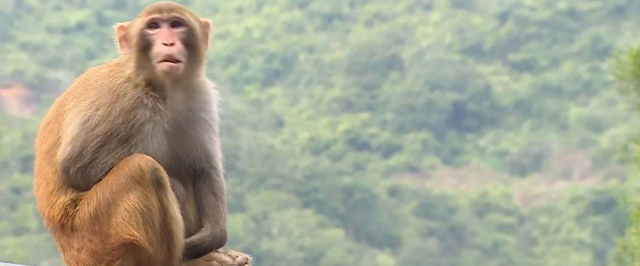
[159,59,182,65]
[158,56,183,66]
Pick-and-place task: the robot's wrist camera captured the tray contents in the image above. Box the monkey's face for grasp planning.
[142,15,190,77]
[115,3,211,82]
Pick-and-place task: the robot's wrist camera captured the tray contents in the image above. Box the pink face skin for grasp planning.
[143,16,189,77]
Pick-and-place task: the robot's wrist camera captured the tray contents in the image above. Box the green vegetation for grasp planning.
[611,39,640,266]
[2,0,640,265]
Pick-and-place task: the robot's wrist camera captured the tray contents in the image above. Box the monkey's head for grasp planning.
[114,1,211,82]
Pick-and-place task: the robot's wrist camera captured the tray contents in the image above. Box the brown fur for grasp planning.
[33,2,251,266]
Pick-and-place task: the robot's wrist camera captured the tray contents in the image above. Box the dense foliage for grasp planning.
[609,37,640,266]
[2,0,640,265]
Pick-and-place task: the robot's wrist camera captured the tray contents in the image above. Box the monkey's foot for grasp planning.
[185,249,253,266]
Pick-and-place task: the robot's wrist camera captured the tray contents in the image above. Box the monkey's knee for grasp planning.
[111,153,182,222]
[101,154,184,266]
[113,153,172,192]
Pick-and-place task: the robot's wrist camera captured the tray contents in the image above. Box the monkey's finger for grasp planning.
[201,252,236,265]
[184,252,219,266]
[219,250,252,266]
[232,255,250,266]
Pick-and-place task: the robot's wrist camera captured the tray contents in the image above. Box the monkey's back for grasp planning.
[32,58,135,226]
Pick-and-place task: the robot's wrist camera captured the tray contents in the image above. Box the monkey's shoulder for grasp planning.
[63,64,154,111]
[66,60,131,94]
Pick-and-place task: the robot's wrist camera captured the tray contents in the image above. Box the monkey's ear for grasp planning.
[199,19,212,49]
[114,22,131,54]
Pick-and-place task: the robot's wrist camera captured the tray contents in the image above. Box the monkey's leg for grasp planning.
[69,154,185,266]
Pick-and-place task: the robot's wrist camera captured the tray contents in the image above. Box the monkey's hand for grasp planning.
[184,249,252,266]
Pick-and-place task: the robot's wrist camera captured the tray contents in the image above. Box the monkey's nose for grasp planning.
[162,41,175,47]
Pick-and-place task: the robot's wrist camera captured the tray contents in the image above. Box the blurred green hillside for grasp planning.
[2,0,640,265]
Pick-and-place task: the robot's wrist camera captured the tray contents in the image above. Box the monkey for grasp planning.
[32,2,251,266]
[170,177,189,216]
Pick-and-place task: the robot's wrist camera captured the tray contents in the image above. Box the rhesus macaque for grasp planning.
[33,2,251,266]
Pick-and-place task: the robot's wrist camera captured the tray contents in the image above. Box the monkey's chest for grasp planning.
[162,121,213,167]
[142,96,215,173]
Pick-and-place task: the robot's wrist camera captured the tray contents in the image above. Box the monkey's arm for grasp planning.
[183,142,227,260]
[183,111,227,260]
[183,159,227,260]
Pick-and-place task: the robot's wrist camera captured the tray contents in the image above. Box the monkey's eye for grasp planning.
[147,22,160,30]
[170,20,184,28]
